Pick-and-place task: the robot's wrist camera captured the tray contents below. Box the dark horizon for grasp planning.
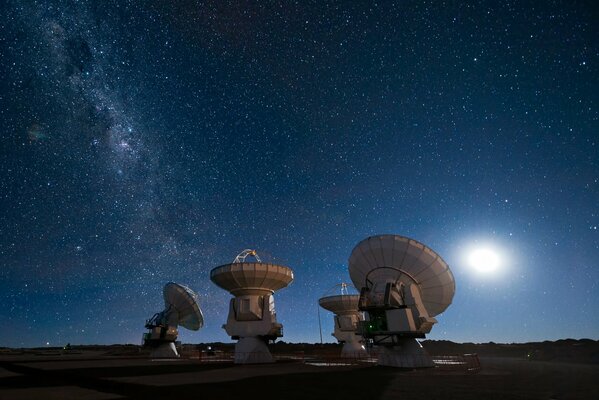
[5,337,599,350]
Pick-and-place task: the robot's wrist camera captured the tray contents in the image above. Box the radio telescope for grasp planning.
[318,283,368,358]
[210,250,293,364]
[143,282,204,358]
[349,234,455,368]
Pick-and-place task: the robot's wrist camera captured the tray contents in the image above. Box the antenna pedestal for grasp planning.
[341,340,367,358]
[150,342,179,359]
[234,337,274,364]
[319,293,367,359]
[377,338,434,368]
[334,315,367,358]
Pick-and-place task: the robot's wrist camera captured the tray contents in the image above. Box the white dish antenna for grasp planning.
[349,234,454,317]
[318,283,361,314]
[163,282,204,330]
[211,262,293,296]
[143,282,204,358]
[210,250,293,364]
[318,283,367,358]
[348,234,455,368]
[319,294,361,315]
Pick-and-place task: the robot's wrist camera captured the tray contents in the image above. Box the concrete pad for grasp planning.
[111,362,361,386]
[0,351,106,363]
[0,367,22,378]
[18,358,190,371]
[0,386,123,400]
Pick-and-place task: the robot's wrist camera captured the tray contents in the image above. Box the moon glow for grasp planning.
[468,248,500,274]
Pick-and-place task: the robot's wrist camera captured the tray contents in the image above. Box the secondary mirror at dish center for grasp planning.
[349,235,455,368]
[210,249,294,364]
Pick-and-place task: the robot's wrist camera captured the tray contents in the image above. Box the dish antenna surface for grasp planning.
[349,234,455,368]
[318,283,368,358]
[210,249,293,364]
[143,282,204,358]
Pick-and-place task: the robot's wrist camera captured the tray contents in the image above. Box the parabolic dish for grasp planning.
[319,294,360,314]
[348,235,455,317]
[163,282,204,331]
[210,262,294,294]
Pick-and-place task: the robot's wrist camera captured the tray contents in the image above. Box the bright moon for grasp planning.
[468,248,500,273]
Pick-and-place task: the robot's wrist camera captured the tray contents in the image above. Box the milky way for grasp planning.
[0,1,597,347]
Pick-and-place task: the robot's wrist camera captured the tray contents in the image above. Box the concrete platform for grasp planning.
[1,351,597,399]
[110,362,360,386]
[0,386,123,400]
[0,367,21,378]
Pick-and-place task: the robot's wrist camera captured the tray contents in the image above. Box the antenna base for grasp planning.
[377,338,434,368]
[341,341,368,358]
[150,342,179,359]
[233,337,274,364]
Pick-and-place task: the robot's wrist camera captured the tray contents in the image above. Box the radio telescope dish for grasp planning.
[318,283,367,358]
[210,249,294,364]
[319,294,359,315]
[211,262,293,296]
[348,234,455,368]
[163,282,204,330]
[349,234,454,317]
[143,282,204,358]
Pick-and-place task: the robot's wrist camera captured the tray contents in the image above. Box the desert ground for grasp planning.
[0,340,597,400]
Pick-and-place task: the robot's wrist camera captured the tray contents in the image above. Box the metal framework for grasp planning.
[233,249,262,263]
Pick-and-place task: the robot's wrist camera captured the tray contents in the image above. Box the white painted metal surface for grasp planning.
[319,284,368,358]
[210,252,294,364]
[348,234,455,317]
[348,234,455,368]
[145,282,204,359]
[163,282,204,331]
[210,262,293,295]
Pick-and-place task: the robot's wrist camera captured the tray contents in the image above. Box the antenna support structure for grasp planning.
[318,283,368,358]
[142,282,204,358]
[211,250,293,364]
[349,235,455,368]
[233,249,262,263]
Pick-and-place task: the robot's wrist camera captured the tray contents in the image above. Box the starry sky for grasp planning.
[1,1,597,348]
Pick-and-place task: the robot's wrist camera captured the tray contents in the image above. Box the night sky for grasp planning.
[1,1,597,348]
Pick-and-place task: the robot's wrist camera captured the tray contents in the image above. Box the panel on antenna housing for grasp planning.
[361,238,379,270]
[413,248,437,276]
[393,236,410,263]
[369,236,387,269]
[415,264,444,284]
[420,270,453,289]
[401,240,425,272]
[348,245,375,288]
[380,235,396,267]
[437,287,456,308]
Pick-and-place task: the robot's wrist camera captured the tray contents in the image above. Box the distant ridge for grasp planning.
[421,339,599,364]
